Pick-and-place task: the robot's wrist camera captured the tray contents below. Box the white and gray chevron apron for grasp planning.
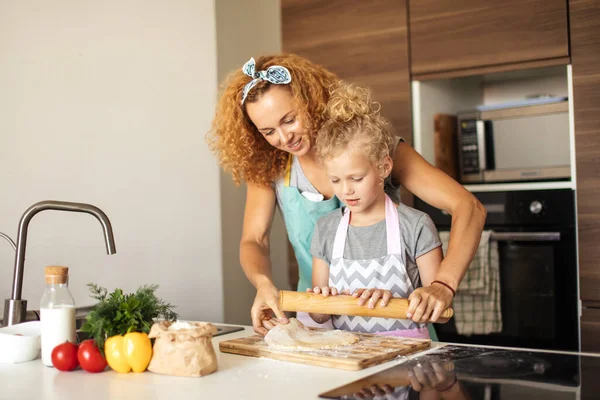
[329,194,429,338]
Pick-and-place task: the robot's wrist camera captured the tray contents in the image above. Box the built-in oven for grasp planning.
[415,189,578,352]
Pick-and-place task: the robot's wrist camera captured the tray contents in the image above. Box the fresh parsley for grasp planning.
[80,283,178,354]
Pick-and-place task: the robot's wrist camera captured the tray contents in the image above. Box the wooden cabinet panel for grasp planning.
[281,1,414,282]
[581,353,600,400]
[570,0,600,303]
[581,306,600,353]
[282,0,412,141]
[409,0,569,77]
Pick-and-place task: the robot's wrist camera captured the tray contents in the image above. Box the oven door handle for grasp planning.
[490,232,561,241]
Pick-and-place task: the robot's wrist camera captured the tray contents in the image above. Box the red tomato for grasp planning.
[51,342,79,371]
[77,339,107,373]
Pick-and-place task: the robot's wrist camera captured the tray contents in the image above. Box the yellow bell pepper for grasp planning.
[105,332,153,373]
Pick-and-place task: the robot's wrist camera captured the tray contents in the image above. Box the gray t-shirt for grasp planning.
[310,203,442,289]
[274,137,403,210]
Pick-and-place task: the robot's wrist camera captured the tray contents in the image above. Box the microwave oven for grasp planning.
[457,98,570,184]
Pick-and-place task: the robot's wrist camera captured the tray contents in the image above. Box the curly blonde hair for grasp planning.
[206,53,339,186]
[315,84,396,166]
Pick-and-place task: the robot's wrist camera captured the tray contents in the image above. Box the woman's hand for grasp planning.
[250,283,289,336]
[352,288,393,309]
[307,286,346,297]
[408,360,458,393]
[406,283,454,323]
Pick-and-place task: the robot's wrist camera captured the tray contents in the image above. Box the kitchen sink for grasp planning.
[212,324,245,337]
[1,307,245,342]
[75,323,245,343]
[0,304,95,330]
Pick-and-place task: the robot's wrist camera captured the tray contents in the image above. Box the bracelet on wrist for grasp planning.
[436,376,458,392]
[432,280,456,297]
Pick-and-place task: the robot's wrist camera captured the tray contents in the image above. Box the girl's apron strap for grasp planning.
[331,208,350,260]
[385,194,402,255]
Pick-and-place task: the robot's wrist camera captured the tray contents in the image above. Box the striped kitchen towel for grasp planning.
[439,230,502,335]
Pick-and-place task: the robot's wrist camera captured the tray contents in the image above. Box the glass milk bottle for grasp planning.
[40,266,76,367]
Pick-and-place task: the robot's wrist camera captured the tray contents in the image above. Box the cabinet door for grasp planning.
[581,352,600,399]
[570,0,600,303]
[281,1,414,285]
[282,0,412,140]
[581,306,600,353]
[409,0,569,77]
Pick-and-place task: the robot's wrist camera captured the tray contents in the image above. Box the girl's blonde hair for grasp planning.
[316,83,396,166]
[206,53,339,186]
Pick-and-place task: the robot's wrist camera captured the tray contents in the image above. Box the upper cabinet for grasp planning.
[409,0,570,78]
[570,0,600,305]
[282,0,412,141]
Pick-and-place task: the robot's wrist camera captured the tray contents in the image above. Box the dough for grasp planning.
[264,318,359,351]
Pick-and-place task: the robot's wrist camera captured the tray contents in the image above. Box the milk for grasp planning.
[40,306,76,367]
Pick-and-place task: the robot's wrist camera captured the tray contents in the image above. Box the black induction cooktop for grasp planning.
[319,345,600,400]
[212,324,245,337]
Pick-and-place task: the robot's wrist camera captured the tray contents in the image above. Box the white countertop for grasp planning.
[0,325,443,400]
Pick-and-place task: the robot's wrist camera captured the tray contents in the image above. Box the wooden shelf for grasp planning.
[463,181,574,193]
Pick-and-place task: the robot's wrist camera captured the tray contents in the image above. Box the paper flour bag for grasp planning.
[147,321,218,377]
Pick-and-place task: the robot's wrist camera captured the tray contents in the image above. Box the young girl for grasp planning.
[309,83,443,338]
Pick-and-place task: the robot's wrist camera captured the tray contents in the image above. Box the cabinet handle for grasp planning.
[490,232,560,241]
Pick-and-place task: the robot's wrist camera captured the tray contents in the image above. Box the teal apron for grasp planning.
[280,155,341,292]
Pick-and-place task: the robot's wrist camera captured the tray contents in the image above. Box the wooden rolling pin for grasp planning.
[279,290,454,324]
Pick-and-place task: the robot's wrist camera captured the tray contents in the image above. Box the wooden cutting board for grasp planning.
[219,332,430,371]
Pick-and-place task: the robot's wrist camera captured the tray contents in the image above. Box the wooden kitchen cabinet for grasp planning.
[281,0,413,283]
[581,307,600,353]
[581,353,600,399]
[281,0,412,142]
[570,0,600,304]
[409,0,570,78]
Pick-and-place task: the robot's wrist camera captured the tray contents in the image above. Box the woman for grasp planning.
[207,54,486,335]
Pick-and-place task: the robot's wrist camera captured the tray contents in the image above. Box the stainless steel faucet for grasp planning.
[0,232,16,251]
[2,200,117,327]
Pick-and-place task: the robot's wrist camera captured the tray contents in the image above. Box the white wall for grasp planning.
[215,0,290,325]
[0,1,223,322]
[412,78,483,164]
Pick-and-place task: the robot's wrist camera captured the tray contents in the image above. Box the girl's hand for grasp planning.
[251,283,289,336]
[352,288,393,309]
[307,286,346,297]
